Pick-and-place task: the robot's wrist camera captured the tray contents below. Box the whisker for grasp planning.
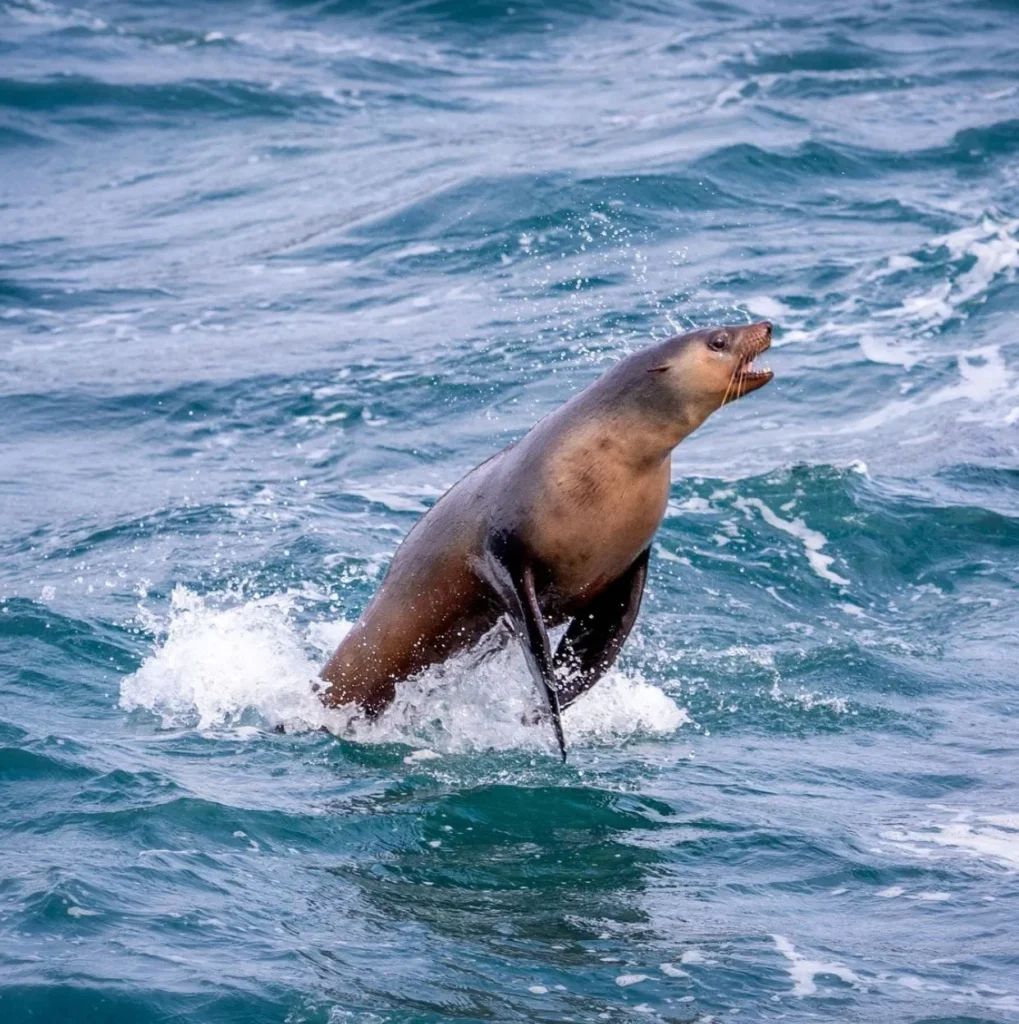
[732,359,748,405]
[720,363,737,408]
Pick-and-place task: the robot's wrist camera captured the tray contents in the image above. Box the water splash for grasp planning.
[121,586,688,754]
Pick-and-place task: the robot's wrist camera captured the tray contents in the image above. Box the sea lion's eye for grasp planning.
[707,332,729,352]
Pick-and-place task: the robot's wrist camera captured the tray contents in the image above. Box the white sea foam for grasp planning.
[659,963,690,978]
[725,213,1019,414]
[679,949,716,965]
[615,974,650,987]
[393,242,442,260]
[403,748,441,764]
[855,214,1019,409]
[938,216,1019,311]
[871,213,1019,328]
[66,905,100,918]
[746,295,794,322]
[735,498,848,586]
[120,586,687,755]
[854,343,1018,432]
[344,486,432,514]
[6,0,107,31]
[858,331,921,369]
[769,681,851,715]
[772,935,863,997]
[882,807,1019,870]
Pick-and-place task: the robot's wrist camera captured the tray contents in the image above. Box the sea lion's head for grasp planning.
[639,320,773,428]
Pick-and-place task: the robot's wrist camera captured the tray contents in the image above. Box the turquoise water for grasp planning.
[3,0,1019,1020]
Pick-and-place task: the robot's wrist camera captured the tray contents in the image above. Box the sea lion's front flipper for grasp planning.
[482,541,567,761]
[553,547,650,709]
[517,564,567,760]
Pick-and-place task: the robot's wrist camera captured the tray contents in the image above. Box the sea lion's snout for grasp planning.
[725,320,774,402]
[745,319,773,353]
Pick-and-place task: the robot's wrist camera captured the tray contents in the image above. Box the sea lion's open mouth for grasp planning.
[738,355,774,386]
[725,321,774,403]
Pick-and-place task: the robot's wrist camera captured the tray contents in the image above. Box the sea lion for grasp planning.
[320,321,774,759]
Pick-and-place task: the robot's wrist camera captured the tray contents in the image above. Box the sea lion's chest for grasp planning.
[526,454,670,608]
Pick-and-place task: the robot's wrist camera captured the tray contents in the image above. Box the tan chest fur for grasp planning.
[525,436,670,601]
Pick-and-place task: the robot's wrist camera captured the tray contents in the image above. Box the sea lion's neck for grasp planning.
[569,381,704,469]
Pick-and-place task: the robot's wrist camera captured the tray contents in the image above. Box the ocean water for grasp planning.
[2,0,1019,1020]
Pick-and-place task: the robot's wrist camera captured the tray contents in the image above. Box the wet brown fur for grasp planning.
[320,322,773,718]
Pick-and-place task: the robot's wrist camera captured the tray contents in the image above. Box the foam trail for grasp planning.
[773,935,864,997]
[738,213,1019,376]
[882,808,1019,870]
[736,497,849,586]
[853,344,1017,432]
[121,587,688,754]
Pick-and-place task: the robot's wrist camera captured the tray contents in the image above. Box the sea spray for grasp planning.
[122,586,688,752]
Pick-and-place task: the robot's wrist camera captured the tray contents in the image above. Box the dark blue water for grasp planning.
[3,1,1019,1021]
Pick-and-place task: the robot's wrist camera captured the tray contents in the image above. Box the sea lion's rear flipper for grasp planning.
[553,547,650,709]
[482,540,567,761]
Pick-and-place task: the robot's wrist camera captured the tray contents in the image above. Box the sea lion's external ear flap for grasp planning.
[647,365,669,374]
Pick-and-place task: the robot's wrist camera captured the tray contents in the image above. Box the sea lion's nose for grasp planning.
[753,321,773,349]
